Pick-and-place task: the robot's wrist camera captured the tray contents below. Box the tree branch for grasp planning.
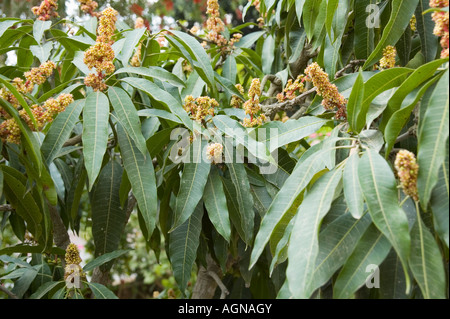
[334,59,366,79]
[47,202,70,251]
[206,270,229,299]
[0,283,18,299]
[0,204,13,212]
[63,134,82,147]
[262,87,317,118]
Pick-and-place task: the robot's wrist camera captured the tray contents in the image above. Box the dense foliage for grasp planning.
[0,0,448,299]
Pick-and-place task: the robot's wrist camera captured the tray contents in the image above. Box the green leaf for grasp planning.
[1,165,43,240]
[169,202,204,293]
[41,99,85,165]
[212,115,274,165]
[223,55,237,83]
[30,42,53,64]
[82,91,110,190]
[415,0,439,63]
[257,116,328,152]
[108,86,147,156]
[235,31,265,49]
[114,66,185,88]
[250,143,333,269]
[384,75,440,156]
[0,19,20,38]
[325,0,339,40]
[30,281,64,299]
[87,282,118,299]
[358,68,413,131]
[91,160,127,268]
[33,19,51,43]
[83,250,130,272]
[168,30,216,93]
[430,143,449,247]
[224,145,254,245]
[309,211,372,294]
[354,0,376,59]
[347,68,365,132]
[121,77,192,130]
[343,153,365,219]
[379,250,409,298]
[363,0,420,69]
[333,224,391,299]
[286,168,343,299]
[170,140,211,232]
[358,149,411,291]
[203,166,231,242]
[417,69,449,209]
[11,268,38,298]
[302,0,323,40]
[117,124,157,240]
[137,109,182,124]
[295,0,306,26]
[262,34,276,74]
[409,210,447,299]
[380,59,447,132]
[117,28,146,65]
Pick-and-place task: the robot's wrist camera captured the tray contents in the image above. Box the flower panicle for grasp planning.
[430,0,449,58]
[78,0,100,17]
[379,45,397,69]
[394,150,419,201]
[32,0,59,21]
[206,143,223,164]
[84,7,118,91]
[241,78,267,127]
[183,95,218,122]
[0,93,73,144]
[304,62,347,120]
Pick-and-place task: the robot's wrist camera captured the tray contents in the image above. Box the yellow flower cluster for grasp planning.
[230,84,244,108]
[0,93,73,144]
[206,0,227,46]
[304,62,347,120]
[78,0,99,17]
[84,7,118,91]
[276,75,306,102]
[131,18,145,67]
[395,150,419,201]
[410,15,417,32]
[206,143,223,164]
[242,78,267,127]
[379,45,397,69]
[183,95,218,122]
[64,243,86,283]
[32,0,59,21]
[430,0,449,58]
[2,61,57,101]
[205,0,242,50]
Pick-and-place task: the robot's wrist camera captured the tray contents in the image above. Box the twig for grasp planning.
[0,284,18,299]
[176,21,214,45]
[262,87,317,117]
[206,270,229,299]
[63,134,82,147]
[334,59,366,79]
[0,204,13,212]
[290,104,309,120]
[395,129,415,144]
